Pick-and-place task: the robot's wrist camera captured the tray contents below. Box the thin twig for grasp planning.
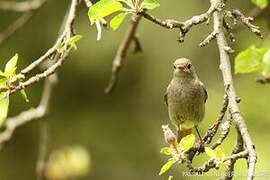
[210,117,232,149]
[133,34,143,53]
[10,52,69,95]
[105,14,142,94]
[140,0,221,42]
[9,0,80,95]
[203,92,229,144]
[225,9,263,38]
[185,150,247,174]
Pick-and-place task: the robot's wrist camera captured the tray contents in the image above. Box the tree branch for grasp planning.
[104,14,142,94]
[210,117,232,149]
[9,0,80,95]
[212,0,257,178]
[0,0,81,147]
[0,74,56,147]
[140,0,222,42]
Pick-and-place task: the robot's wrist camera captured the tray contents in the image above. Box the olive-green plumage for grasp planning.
[164,58,207,140]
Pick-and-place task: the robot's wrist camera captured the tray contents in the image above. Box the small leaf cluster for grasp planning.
[159,132,226,178]
[88,0,160,39]
[59,35,83,51]
[235,46,270,76]
[0,54,27,127]
[159,134,196,176]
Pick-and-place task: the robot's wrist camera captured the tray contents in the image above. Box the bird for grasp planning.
[164,58,207,142]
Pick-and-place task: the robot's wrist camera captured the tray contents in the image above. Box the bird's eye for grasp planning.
[187,64,191,69]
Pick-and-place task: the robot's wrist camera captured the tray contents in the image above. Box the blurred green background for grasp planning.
[0,0,270,179]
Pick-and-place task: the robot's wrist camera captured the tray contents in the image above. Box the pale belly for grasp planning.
[167,82,205,130]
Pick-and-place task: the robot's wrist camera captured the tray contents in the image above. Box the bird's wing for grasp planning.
[199,81,208,103]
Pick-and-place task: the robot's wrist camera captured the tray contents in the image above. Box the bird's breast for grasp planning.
[167,81,205,128]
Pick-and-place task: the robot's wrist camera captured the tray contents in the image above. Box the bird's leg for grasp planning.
[195,125,204,153]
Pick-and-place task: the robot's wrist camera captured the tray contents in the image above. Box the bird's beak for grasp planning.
[175,65,185,71]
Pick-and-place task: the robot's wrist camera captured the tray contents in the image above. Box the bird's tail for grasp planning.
[177,128,192,142]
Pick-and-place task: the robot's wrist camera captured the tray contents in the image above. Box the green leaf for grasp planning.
[215,147,225,161]
[0,78,7,89]
[262,48,270,76]
[110,13,127,30]
[88,0,123,24]
[62,35,83,50]
[20,90,29,103]
[159,159,176,175]
[235,46,266,74]
[251,0,268,9]
[0,92,9,128]
[179,134,196,153]
[205,147,216,158]
[5,53,18,76]
[160,147,173,156]
[66,35,82,47]
[141,0,160,10]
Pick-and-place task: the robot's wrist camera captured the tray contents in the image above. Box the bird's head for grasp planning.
[173,58,197,79]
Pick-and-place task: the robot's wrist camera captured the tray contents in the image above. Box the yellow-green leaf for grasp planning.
[205,147,216,158]
[179,134,196,153]
[5,53,18,76]
[168,175,173,180]
[0,92,9,128]
[141,0,160,10]
[66,35,82,47]
[160,147,173,156]
[251,0,268,9]
[215,147,225,161]
[159,159,176,175]
[235,46,266,74]
[0,78,7,90]
[88,0,123,24]
[110,13,127,30]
